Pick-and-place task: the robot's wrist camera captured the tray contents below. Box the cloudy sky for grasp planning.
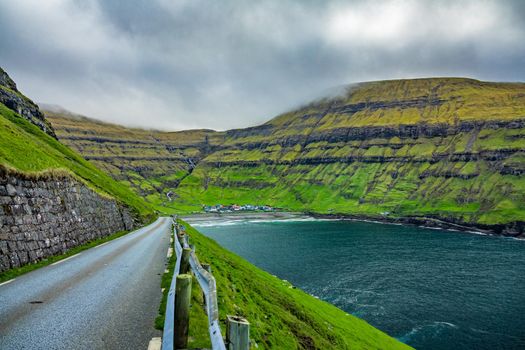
[1,0,524,130]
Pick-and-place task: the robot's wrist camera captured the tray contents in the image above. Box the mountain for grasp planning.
[46,77,525,235]
[44,110,219,211]
[0,69,153,221]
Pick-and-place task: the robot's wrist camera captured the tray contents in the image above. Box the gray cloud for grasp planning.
[0,0,524,130]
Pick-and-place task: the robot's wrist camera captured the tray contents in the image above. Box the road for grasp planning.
[0,217,171,350]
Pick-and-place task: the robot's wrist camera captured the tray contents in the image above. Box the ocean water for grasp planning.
[190,218,525,350]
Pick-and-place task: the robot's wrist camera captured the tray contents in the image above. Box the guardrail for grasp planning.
[162,218,248,350]
[161,221,183,350]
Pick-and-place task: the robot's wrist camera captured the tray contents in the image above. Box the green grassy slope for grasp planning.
[267,78,525,129]
[48,78,525,233]
[180,220,411,349]
[45,111,218,212]
[171,79,525,232]
[0,103,153,220]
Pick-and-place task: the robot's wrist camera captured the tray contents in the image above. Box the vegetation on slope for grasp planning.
[266,77,525,130]
[47,78,525,233]
[170,79,525,232]
[177,220,411,349]
[45,111,218,212]
[0,103,153,220]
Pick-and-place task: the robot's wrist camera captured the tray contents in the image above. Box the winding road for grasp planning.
[0,217,170,350]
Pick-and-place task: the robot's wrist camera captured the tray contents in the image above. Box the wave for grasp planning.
[191,221,239,227]
[397,321,458,343]
[191,216,336,227]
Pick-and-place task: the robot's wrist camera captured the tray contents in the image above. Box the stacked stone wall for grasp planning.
[0,169,135,272]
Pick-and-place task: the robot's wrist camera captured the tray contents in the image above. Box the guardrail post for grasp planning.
[180,248,191,274]
[174,274,192,349]
[226,315,250,350]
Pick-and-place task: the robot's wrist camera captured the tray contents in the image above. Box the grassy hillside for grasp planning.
[267,78,525,129]
[45,111,218,212]
[172,79,525,232]
[178,220,411,349]
[0,102,153,220]
[48,78,525,233]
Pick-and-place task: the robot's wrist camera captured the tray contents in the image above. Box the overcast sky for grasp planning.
[1,0,524,130]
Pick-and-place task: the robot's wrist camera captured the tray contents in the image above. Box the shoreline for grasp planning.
[182,211,525,238]
[182,211,309,223]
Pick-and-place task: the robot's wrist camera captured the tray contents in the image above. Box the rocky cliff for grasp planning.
[47,78,525,235]
[0,68,56,138]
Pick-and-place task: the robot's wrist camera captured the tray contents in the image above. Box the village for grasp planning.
[202,204,275,213]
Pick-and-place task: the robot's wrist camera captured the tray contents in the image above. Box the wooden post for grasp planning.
[180,248,191,274]
[226,315,250,350]
[174,274,192,349]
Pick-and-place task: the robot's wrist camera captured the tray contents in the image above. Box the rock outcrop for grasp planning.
[0,67,56,138]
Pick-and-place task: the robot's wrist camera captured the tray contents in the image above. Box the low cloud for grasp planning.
[0,0,524,130]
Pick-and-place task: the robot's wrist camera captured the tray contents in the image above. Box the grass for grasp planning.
[167,124,525,225]
[0,228,134,283]
[45,78,525,227]
[173,220,412,349]
[0,103,154,220]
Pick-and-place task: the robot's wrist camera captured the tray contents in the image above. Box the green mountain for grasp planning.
[46,77,525,234]
[44,110,219,211]
[0,69,153,221]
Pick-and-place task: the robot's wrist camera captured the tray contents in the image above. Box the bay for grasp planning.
[189,217,525,350]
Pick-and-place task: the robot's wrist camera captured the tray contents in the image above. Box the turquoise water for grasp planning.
[191,218,525,350]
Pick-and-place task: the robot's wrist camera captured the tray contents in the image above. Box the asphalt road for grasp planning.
[0,217,171,350]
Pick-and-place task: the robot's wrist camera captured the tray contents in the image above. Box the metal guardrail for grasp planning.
[161,223,182,350]
[162,219,226,350]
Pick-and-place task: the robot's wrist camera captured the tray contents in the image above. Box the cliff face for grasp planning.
[48,78,525,235]
[0,68,56,138]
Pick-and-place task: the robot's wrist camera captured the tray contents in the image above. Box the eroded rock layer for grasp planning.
[48,78,525,235]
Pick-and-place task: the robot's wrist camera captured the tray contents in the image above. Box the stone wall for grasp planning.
[0,167,136,272]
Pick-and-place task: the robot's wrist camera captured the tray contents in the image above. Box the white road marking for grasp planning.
[50,253,81,266]
[96,242,110,248]
[0,278,15,287]
[148,337,162,350]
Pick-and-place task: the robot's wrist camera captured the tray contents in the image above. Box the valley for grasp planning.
[46,78,525,235]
